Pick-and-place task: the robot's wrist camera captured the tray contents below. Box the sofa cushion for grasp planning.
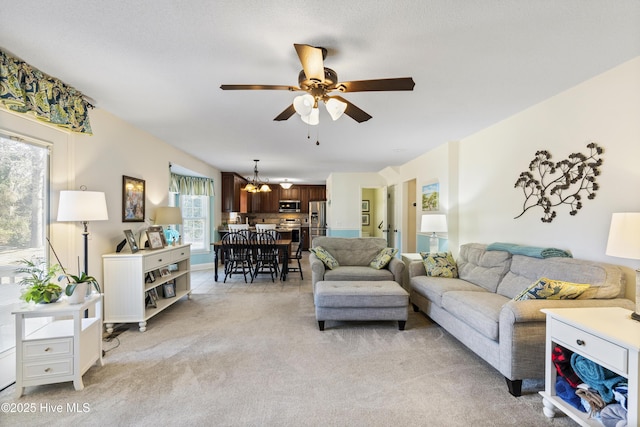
[310,246,339,270]
[457,243,512,292]
[312,237,387,266]
[441,291,510,341]
[420,252,458,278]
[324,266,394,282]
[370,248,398,269]
[513,277,591,301]
[497,255,625,300]
[410,276,488,307]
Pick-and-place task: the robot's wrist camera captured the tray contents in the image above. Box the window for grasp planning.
[0,133,50,389]
[177,195,210,252]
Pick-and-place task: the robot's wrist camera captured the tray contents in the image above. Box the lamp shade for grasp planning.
[154,207,183,225]
[420,214,447,233]
[606,213,640,260]
[57,191,108,221]
[300,107,319,125]
[293,94,314,116]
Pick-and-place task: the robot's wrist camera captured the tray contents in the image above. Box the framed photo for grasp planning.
[124,229,139,253]
[159,267,171,277]
[362,213,370,226]
[145,271,156,283]
[147,225,167,246]
[123,175,145,222]
[361,200,370,212]
[145,291,157,308]
[149,287,159,301]
[163,281,176,298]
[147,230,164,249]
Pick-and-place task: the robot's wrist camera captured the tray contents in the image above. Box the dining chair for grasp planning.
[287,229,305,279]
[252,232,279,282]
[221,232,253,283]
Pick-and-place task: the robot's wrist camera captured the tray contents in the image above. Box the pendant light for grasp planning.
[242,160,271,193]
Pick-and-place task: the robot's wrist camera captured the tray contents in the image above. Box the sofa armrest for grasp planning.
[310,253,326,291]
[408,260,426,278]
[500,297,636,323]
[387,257,405,285]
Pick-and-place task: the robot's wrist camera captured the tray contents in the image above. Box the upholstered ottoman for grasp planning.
[314,280,409,331]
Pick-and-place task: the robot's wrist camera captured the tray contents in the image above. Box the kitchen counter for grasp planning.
[218,227,293,233]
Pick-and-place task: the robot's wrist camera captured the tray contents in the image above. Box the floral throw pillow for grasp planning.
[420,252,458,278]
[369,248,398,270]
[310,246,339,270]
[513,277,591,301]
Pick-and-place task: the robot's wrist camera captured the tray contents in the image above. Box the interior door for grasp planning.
[386,185,396,248]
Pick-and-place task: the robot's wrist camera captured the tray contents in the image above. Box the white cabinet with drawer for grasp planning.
[103,244,191,333]
[540,307,640,426]
[12,294,103,397]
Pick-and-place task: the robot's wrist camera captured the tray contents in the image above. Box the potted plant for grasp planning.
[15,258,63,304]
[64,272,101,304]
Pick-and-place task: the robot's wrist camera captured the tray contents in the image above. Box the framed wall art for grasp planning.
[421,181,440,212]
[362,214,370,226]
[361,200,370,212]
[122,175,145,222]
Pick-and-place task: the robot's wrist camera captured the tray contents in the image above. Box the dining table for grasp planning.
[211,238,292,282]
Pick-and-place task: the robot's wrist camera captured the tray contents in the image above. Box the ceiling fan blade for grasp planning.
[330,96,372,123]
[336,77,415,92]
[220,84,299,91]
[273,104,296,121]
[294,44,325,82]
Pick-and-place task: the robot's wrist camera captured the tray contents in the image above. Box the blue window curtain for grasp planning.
[0,49,93,134]
[169,173,214,196]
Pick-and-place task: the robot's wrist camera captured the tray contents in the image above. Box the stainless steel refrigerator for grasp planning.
[309,201,326,242]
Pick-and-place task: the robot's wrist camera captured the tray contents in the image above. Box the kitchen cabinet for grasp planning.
[222,172,248,213]
[279,187,300,201]
[301,185,326,213]
[251,186,279,213]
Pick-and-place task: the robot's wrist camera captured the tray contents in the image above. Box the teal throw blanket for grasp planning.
[486,242,572,259]
[570,353,626,403]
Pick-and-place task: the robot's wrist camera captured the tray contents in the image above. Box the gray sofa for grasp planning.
[409,243,634,396]
[310,237,404,290]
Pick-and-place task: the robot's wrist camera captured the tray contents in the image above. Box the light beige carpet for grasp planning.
[0,258,576,426]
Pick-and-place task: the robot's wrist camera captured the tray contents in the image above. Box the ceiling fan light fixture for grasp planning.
[293,94,314,116]
[301,107,319,125]
[325,98,347,121]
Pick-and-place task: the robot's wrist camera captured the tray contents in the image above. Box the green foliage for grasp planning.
[64,272,101,296]
[15,258,63,303]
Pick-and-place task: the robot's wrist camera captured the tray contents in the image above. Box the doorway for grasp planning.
[360,187,387,239]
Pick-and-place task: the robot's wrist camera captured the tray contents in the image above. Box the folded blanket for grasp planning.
[555,376,585,412]
[600,403,627,427]
[552,345,581,387]
[486,242,572,258]
[571,354,626,403]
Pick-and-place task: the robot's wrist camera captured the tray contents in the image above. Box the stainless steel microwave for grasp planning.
[279,200,301,213]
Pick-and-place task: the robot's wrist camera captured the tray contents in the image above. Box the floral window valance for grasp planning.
[170,173,214,196]
[0,49,93,134]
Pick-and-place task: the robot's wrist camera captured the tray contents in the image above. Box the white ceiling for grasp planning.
[1,1,639,184]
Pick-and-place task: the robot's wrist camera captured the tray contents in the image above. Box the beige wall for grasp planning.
[0,107,222,283]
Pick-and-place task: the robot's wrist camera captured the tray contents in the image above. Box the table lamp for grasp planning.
[606,212,640,321]
[155,207,183,245]
[57,190,109,274]
[421,214,448,253]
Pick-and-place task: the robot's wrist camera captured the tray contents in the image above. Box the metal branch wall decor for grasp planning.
[514,142,603,223]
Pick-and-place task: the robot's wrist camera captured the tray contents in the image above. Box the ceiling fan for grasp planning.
[220,43,415,124]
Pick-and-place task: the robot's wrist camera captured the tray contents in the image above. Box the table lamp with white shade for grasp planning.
[57,189,109,275]
[606,212,640,321]
[154,207,183,245]
[421,214,448,253]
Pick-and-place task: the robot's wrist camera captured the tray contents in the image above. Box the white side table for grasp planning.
[540,307,639,426]
[12,294,103,397]
[401,253,422,291]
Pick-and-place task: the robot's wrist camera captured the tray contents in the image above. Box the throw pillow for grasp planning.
[420,252,458,278]
[310,246,339,270]
[513,277,590,301]
[369,247,398,269]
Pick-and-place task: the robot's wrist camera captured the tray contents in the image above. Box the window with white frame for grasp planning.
[177,195,210,252]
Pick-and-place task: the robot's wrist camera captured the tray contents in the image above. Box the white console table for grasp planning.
[540,307,639,426]
[12,294,103,397]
